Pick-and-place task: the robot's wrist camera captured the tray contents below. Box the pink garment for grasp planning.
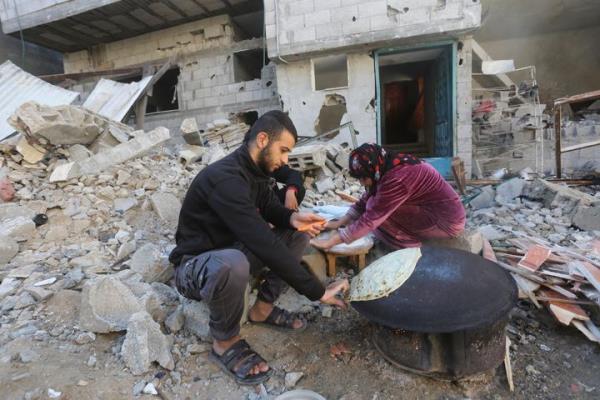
[339,163,465,249]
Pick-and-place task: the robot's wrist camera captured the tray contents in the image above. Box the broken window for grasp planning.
[146,67,180,113]
[313,55,348,91]
[233,49,265,82]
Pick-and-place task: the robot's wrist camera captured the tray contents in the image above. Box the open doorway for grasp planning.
[377,45,454,159]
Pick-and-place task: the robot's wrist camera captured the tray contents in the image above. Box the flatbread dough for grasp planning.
[349,247,421,302]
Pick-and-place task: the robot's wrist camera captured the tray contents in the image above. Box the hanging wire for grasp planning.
[6,0,26,66]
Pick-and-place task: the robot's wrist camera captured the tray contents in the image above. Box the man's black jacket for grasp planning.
[169,145,325,301]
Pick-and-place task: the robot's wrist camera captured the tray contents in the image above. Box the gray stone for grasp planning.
[62,268,84,289]
[181,118,202,146]
[150,282,180,306]
[79,276,143,333]
[68,144,93,162]
[165,305,185,333]
[495,178,526,204]
[129,243,173,283]
[49,127,170,182]
[132,381,146,396]
[477,225,507,241]
[523,179,596,215]
[114,198,137,213]
[0,235,19,265]
[275,287,315,314]
[0,216,36,242]
[424,229,484,255]
[315,177,336,194]
[150,192,181,226]
[143,382,158,395]
[0,277,20,300]
[121,311,174,375]
[470,186,496,210]
[74,331,96,345]
[24,286,53,301]
[179,145,206,165]
[116,240,137,260]
[285,372,304,388]
[18,349,40,363]
[44,225,69,241]
[14,292,36,309]
[182,298,211,341]
[572,206,600,231]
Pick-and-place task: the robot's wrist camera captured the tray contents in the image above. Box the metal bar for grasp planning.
[297,122,355,146]
[555,105,562,178]
[561,139,600,153]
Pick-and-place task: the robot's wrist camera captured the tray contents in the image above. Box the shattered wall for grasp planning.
[275,52,377,144]
[62,14,280,134]
[265,0,481,59]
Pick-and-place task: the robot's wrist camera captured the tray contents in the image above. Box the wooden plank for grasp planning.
[572,320,600,343]
[561,139,600,153]
[504,336,514,392]
[573,262,600,293]
[518,245,551,272]
[334,191,359,203]
[554,89,600,106]
[451,157,466,195]
[539,289,589,326]
[482,239,497,262]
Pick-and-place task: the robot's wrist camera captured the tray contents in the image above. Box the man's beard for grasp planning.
[256,145,275,174]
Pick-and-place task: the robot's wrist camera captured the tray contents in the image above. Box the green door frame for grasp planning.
[374,40,458,176]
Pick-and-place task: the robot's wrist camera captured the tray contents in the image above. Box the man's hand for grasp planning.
[325,219,344,230]
[284,188,299,210]
[290,212,326,237]
[310,231,343,251]
[320,279,350,309]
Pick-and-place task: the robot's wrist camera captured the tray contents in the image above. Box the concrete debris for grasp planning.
[0,216,36,242]
[0,277,20,300]
[182,298,211,341]
[0,235,19,265]
[201,122,248,151]
[9,101,132,146]
[496,177,526,204]
[315,177,336,194]
[50,127,170,182]
[121,311,174,375]
[165,305,185,333]
[470,185,496,210]
[180,118,202,146]
[16,136,46,164]
[25,285,55,301]
[571,206,600,232]
[79,276,143,333]
[425,229,484,255]
[289,144,328,170]
[150,192,181,226]
[179,144,206,165]
[68,144,93,162]
[202,143,227,165]
[129,243,173,283]
[285,372,304,388]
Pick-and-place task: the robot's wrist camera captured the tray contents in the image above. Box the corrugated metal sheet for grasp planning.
[0,60,79,141]
[83,76,153,122]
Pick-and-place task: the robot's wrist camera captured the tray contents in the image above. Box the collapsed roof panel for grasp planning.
[0,61,79,141]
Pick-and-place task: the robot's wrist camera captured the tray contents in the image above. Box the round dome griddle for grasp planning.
[351,246,517,333]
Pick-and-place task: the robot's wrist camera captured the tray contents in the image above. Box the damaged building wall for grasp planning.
[456,38,474,175]
[61,14,280,133]
[275,52,376,144]
[265,0,481,59]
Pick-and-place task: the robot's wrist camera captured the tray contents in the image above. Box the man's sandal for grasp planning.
[249,306,307,332]
[208,339,272,386]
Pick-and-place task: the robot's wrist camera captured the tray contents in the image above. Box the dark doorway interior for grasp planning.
[146,67,179,113]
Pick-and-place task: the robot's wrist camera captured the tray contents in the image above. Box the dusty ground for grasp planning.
[1,288,599,400]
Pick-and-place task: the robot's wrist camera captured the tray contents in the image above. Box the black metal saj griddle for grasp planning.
[351,246,517,380]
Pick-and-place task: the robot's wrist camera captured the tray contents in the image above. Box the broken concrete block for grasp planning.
[44,225,69,242]
[0,277,20,300]
[16,136,46,164]
[213,119,230,128]
[180,118,203,146]
[68,144,93,162]
[49,127,170,183]
[117,240,137,261]
[203,144,227,165]
[495,178,526,204]
[121,311,174,375]
[24,286,53,301]
[114,197,137,213]
[315,177,336,194]
[470,186,496,210]
[182,298,211,341]
[0,235,18,265]
[129,243,173,283]
[572,206,600,231]
[424,229,484,255]
[79,276,143,333]
[0,204,35,221]
[0,216,36,242]
[150,192,181,226]
[9,102,131,146]
[165,305,185,333]
[288,144,327,170]
[179,145,206,165]
[523,179,596,215]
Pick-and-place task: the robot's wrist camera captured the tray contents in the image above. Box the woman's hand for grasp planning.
[325,219,344,230]
[310,231,343,251]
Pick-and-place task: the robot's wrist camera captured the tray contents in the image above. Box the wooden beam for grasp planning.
[38,67,144,83]
[554,89,600,106]
[561,139,600,153]
[555,105,562,178]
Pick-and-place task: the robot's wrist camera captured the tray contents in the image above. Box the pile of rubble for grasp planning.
[467,177,600,342]
[472,79,549,177]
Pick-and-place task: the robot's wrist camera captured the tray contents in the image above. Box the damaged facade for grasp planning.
[0,0,481,175]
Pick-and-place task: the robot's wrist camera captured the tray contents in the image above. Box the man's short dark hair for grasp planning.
[244,110,298,144]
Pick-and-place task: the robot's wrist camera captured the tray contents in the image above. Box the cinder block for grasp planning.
[289,0,315,15]
[342,18,371,35]
[316,23,343,39]
[358,1,386,18]
[331,5,359,22]
[285,15,305,30]
[315,0,342,10]
[303,10,331,26]
[292,27,316,43]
